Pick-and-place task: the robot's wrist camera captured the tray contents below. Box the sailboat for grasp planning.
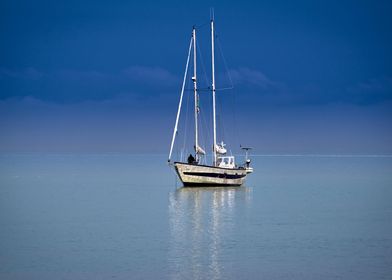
[168,14,253,187]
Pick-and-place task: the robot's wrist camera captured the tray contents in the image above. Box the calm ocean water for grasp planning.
[0,154,391,279]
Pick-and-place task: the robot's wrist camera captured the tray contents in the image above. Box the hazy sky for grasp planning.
[1,0,391,154]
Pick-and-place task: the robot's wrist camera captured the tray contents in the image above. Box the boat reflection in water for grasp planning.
[168,186,252,279]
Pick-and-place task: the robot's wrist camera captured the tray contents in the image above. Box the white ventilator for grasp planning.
[215,141,227,154]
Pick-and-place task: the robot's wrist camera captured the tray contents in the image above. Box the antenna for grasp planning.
[241,146,253,162]
[210,7,215,21]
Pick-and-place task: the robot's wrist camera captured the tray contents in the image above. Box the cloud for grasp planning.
[346,76,392,104]
[56,69,107,81]
[228,67,282,90]
[0,67,44,80]
[347,76,392,95]
[123,66,179,87]
[2,65,391,107]
[228,69,392,106]
[0,65,180,103]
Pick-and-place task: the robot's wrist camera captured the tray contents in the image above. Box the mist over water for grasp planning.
[0,154,391,279]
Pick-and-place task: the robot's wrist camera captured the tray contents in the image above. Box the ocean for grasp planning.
[0,154,391,279]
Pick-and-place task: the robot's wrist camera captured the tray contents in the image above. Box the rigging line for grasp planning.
[185,87,211,92]
[196,37,210,90]
[176,127,179,162]
[168,37,193,161]
[216,87,234,91]
[217,89,235,153]
[194,21,210,29]
[200,98,211,158]
[216,34,236,151]
[182,78,192,158]
[216,36,234,90]
[199,93,209,146]
[232,86,239,154]
[198,109,207,164]
[217,99,227,144]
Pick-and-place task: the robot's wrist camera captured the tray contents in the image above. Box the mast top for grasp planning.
[210,7,214,21]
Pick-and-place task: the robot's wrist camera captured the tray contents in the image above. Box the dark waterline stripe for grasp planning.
[183,172,246,179]
[183,182,242,187]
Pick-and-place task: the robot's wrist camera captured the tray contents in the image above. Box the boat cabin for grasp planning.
[217,156,235,168]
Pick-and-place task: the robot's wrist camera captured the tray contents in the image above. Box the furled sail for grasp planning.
[196,145,206,155]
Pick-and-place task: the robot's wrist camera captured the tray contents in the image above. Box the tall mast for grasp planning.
[192,27,199,162]
[211,16,217,166]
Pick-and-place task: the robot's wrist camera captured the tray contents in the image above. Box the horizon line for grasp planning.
[0,152,391,158]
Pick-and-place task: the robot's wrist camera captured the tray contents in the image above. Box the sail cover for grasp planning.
[196,145,206,155]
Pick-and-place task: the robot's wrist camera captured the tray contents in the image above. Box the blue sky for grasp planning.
[1,0,391,154]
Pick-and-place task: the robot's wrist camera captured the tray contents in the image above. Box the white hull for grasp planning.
[174,162,247,186]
